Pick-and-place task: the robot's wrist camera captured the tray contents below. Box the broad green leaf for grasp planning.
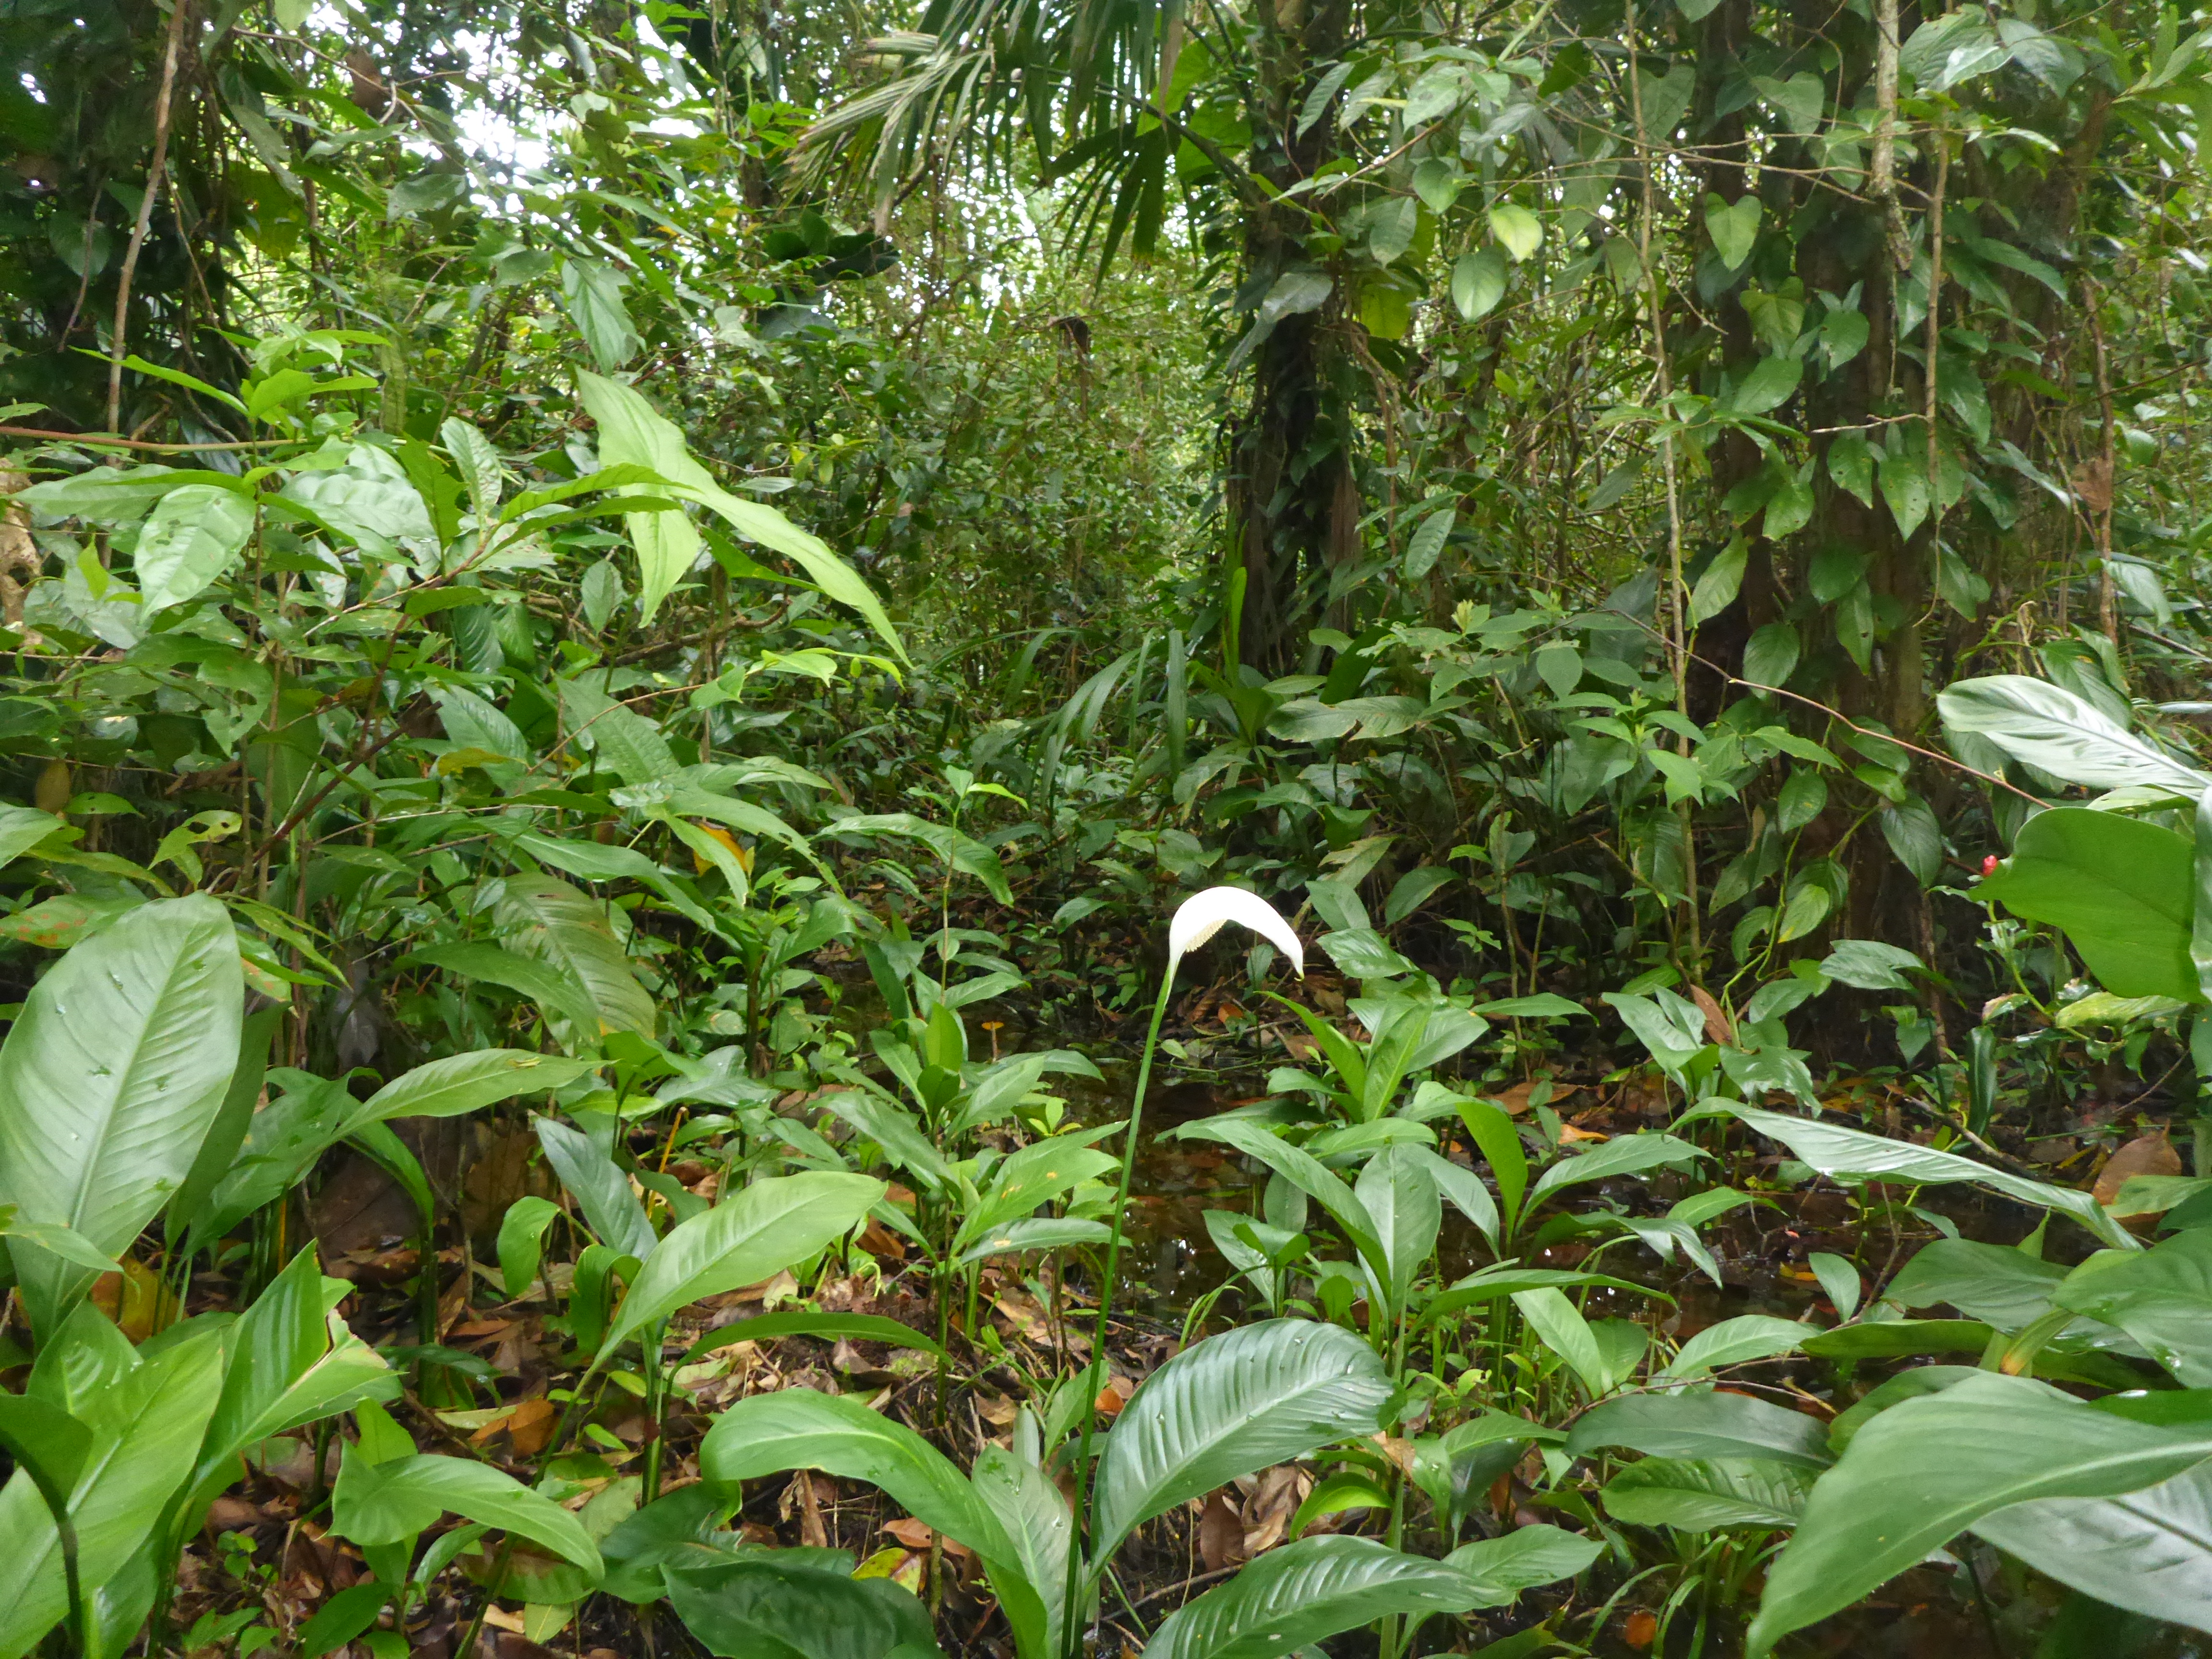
[0,1394,89,1535]
[665,1557,941,1659]
[1443,1524,1602,1599]
[1973,1461,2212,1635]
[133,484,256,611]
[331,1450,602,1573]
[1526,1133,1707,1209]
[955,1216,1111,1266]
[604,1172,882,1353]
[1659,1315,1811,1380]
[1354,1143,1441,1317]
[1178,1120,1389,1290]
[0,807,60,874]
[498,1196,563,1300]
[1884,1238,2066,1330]
[495,875,657,1039]
[1747,1373,2212,1655]
[1451,248,1507,321]
[534,1117,658,1260]
[2054,1229,2212,1384]
[970,1445,1070,1657]
[1512,1289,1622,1396]
[575,372,905,659]
[0,896,241,1333]
[409,940,605,1036]
[825,813,1008,904]
[559,257,641,370]
[358,1050,596,1126]
[698,1389,1046,1659]
[1697,1100,2139,1250]
[1144,1537,1479,1659]
[1731,355,1802,415]
[597,1484,743,1603]
[1705,193,1760,270]
[1566,1390,1831,1470]
[684,1310,950,1365]
[1938,674,2207,796]
[181,1246,397,1527]
[1975,808,2193,1001]
[1488,203,1542,262]
[1604,1458,1811,1531]
[1094,1320,1393,1557]
[1402,506,1455,580]
[0,1324,225,1659]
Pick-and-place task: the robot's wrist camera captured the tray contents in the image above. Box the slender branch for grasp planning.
[107,0,193,436]
[0,425,279,453]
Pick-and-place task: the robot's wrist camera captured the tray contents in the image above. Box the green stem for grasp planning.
[1060,966,1177,1659]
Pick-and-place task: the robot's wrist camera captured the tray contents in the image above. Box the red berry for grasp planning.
[1980,854,1999,877]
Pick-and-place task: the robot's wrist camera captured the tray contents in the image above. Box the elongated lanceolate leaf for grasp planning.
[576,372,907,661]
[534,1117,657,1260]
[1093,1321,1393,1558]
[330,1450,601,1573]
[2053,1227,2212,1384]
[1938,674,2207,795]
[603,1171,882,1353]
[665,1557,941,1659]
[1143,1536,1480,1659]
[1603,1458,1812,1531]
[698,1389,1048,1659]
[495,875,657,1039]
[1747,1373,2212,1655]
[1567,1390,1831,1470]
[1698,1100,2139,1250]
[1974,1461,2212,1634]
[0,896,241,1333]
[355,1050,596,1127]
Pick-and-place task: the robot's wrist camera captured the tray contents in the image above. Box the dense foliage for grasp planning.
[5,0,2212,1654]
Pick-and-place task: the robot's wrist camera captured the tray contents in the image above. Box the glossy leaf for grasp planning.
[495,875,657,1039]
[534,1117,657,1260]
[0,896,241,1333]
[356,1051,596,1124]
[1093,1320,1393,1557]
[1937,674,2207,796]
[1698,1101,2138,1249]
[2053,1228,2212,1384]
[665,1557,941,1659]
[684,1310,950,1365]
[1974,1461,2212,1634]
[1975,808,2195,1000]
[1143,1536,1479,1659]
[1658,1315,1812,1380]
[603,1171,883,1353]
[1444,1524,1602,1600]
[1603,1458,1812,1530]
[330,1450,602,1573]
[1566,1391,1830,1470]
[698,1389,1047,1659]
[1747,1373,2212,1654]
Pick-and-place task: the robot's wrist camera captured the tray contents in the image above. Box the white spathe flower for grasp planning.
[1166,886,1305,978]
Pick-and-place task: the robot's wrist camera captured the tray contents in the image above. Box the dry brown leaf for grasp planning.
[783,1470,830,1549]
[480,1607,528,1635]
[1370,1434,1417,1477]
[1198,1490,1246,1571]
[1094,1373,1133,1419]
[1239,1466,1309,1556]
[2093,1131,2181,1207]
[1623,1608,1659,1649]
[881,1517,935,1550]
[1689,986,1733,1044]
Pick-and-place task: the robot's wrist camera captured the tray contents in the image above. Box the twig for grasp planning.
[107,0,193,436]
[0,425,278,453]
